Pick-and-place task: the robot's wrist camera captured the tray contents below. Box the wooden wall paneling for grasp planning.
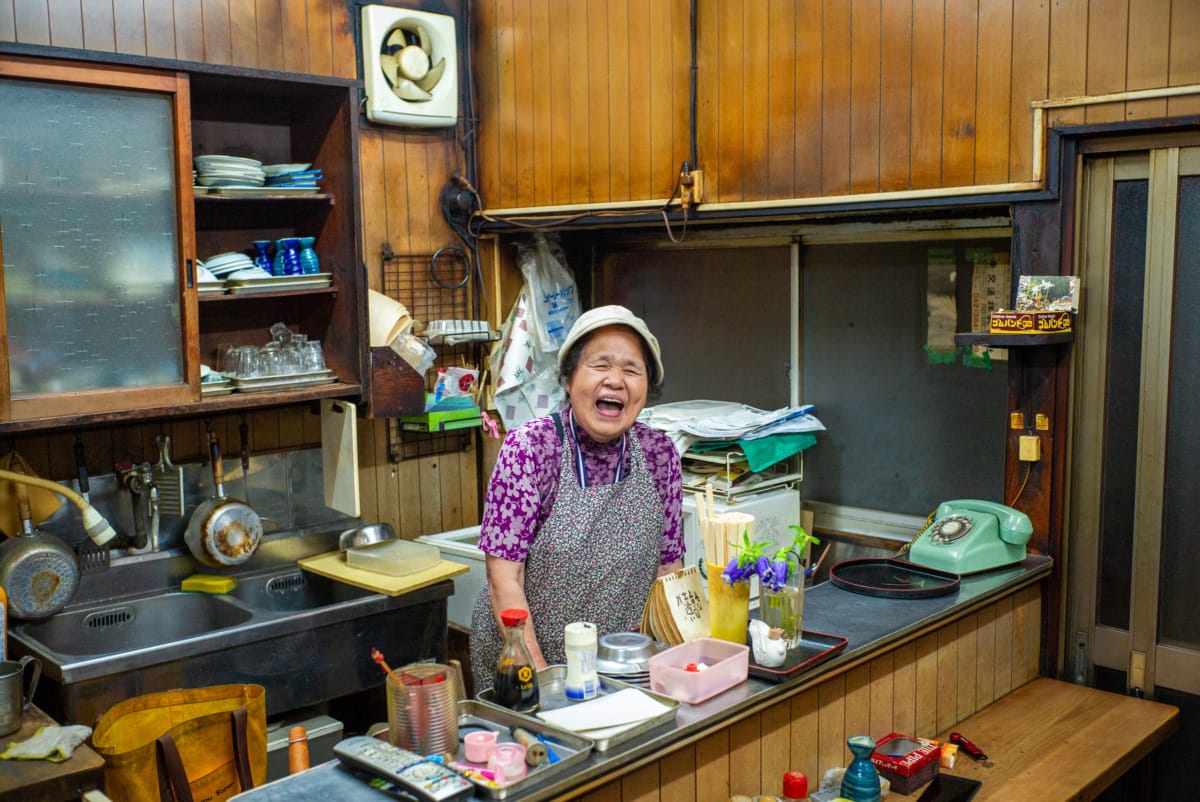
[80,0,116,52]
[143,0,176,59]
[790,686,820,791]
[760,700,790,796]
[741,0,769,202]
[849,0,881,194]
[201,0,232,66]
[1124,0,1168,119]
[935,622,958,733]
[993,594,1015,696]
[586,0,610,204]
[1046,0,1088,128]
[694,728,731,802]
[546,0,572,204]
[330,0,354,80]
[172,0,204,62]
[605,0,630,202]
[0,3,15,41]
[974,0,1013,185]
[12,0,50,45]
[910,0,944,187]
[942,0,978,186]
[765,0,796,199]
[658,746,696,801]
[1167,0,1200,117]
[491,0,515,209]
[1084,0,1130,124]
[878,0,912,192]
[46,0,82,49]
[279,0,306,74]
[254,0,283,72]
[567,1,590,204]
[112,0,147,55]
[619,762,660,802]
[650,0,683,199]
[695,0,718,200]
[816,673,846,780]
[793,0,823,197]
[305,0,332,78]
[625,0,649,200]
[530,0,552,204]
[1009,0,1046,183]
[514,0,537,209]
[844,663,871,745]
[956,613,979,723]
[578,783,622,802]
[913,631,938,736]
[891,641,917,736]
[975,602,997,707]
[869,651,895,740]
[1025,586,1041,683]
[473,0,499,205]
[728,714,762,797]
[820,0,852,196]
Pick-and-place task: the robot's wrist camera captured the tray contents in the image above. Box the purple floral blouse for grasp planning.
[478,408,684,565]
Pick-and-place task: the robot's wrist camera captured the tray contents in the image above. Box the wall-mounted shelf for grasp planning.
[954,331,1074,347]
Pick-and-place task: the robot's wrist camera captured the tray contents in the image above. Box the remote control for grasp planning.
[334,736,474,801]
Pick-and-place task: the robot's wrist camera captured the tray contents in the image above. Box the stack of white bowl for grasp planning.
[194,155,265,188]
[201,251,255,278]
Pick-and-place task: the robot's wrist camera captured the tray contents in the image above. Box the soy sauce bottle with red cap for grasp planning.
[494,608,539,712]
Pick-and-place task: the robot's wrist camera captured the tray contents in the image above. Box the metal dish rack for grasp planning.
[681,448,803,505]
[380,245,483,461]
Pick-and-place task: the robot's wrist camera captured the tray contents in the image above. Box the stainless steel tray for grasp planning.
[478,665,679,751]
[456,699,594,799]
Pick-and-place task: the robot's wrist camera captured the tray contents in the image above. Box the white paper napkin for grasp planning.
[535,688,673,736]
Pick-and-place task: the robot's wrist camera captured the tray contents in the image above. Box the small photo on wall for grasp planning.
[1015,275,1080,312]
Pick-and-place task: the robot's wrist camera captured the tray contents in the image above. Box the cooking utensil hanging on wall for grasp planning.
[239,418,251,502]
[0,471,80,619]
[184,431,263,567]
[153,433,185,518]
[74,436,90,503]
[0,453,62,537]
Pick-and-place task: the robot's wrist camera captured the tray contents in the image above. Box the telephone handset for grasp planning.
[907,499,1033,575]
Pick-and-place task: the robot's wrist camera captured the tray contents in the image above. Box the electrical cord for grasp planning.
[1008,462,1033,507]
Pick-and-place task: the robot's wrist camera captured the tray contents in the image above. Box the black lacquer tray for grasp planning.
[747,629,849,682]
[829,558,961,599]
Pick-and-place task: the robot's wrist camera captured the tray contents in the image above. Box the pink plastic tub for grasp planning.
[648,638,750,704]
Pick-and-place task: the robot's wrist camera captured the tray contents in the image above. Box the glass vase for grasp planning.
[252,240,272,273]
[840,735,881,802]
[275,238,302,276]
[760,576,804,649]
[706,562,750,643]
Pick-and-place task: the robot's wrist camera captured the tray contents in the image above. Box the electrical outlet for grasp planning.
[688,170,703,204]
[1019,435,1041,462]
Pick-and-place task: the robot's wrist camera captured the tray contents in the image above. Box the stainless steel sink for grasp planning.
[228,569,374,613]
[17,592,253,657]
[10,527,453,725]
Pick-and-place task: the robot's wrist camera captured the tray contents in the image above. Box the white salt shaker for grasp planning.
[563,621,599,700]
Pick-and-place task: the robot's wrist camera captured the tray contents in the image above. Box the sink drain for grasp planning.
[84,607,135,630]
[265,573,307,595]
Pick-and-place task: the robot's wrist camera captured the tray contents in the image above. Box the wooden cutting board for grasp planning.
[298,550,468,596]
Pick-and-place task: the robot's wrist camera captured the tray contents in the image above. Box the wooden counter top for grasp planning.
[0,703,104,802]
[891,678,1179,801]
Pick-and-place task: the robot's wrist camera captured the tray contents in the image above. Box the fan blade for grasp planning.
[397,44,430,81]
[384,27,406,53]
[378,53,400,88]
[416,24,432,56]
[415,58,445,93]
[394,78,433,102]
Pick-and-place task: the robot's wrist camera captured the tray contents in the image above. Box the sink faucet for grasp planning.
[120,462,160,552]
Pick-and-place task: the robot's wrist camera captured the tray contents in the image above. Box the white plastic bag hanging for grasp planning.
[517,234,580,352]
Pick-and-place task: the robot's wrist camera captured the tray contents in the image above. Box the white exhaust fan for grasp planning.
[361,5,458,128]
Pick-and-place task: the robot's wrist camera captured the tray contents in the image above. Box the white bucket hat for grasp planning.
[557,305,664,383]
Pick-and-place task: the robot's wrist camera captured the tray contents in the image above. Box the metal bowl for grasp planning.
[338,523,397,553]
[598,632,656,663]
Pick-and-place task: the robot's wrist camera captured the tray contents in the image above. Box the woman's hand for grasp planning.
[485,554,549,670]
[657,559,683,578]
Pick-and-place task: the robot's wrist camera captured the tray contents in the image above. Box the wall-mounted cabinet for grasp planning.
[0,56,366,432]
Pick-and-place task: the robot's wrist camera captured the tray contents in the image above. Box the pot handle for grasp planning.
[18,655,40,709]
[209,432,225,496]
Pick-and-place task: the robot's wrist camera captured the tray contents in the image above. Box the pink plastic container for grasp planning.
[648,637,749,703]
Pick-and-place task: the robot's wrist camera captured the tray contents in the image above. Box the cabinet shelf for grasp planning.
[194,192,335,204]
[954,331,1074,347]
[199,286,338,303]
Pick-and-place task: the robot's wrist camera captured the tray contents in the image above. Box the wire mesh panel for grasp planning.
[381,245,479,461]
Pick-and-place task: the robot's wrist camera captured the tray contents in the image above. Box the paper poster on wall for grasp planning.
[925,248,958,363]
[969,248,1010,362]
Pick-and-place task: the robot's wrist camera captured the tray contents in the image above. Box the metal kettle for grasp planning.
[0,474,80,620]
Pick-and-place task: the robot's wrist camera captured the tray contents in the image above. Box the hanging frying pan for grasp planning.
[0,473,80,619]
[185,432,263,567]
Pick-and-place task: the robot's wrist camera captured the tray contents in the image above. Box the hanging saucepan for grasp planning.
[0,471,80,620]
[185,432,263,567]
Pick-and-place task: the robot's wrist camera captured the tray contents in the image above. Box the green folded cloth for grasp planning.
[1,725,92,763]
[691,432,818,473]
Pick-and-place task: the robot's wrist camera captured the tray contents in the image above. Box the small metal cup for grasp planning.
[0,656,41,736]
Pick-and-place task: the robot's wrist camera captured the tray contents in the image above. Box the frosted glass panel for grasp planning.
[0,78,183,396]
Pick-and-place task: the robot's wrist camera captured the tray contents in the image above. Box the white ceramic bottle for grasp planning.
[563,621,599,700]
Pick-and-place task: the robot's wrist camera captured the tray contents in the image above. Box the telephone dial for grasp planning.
[907,499,1033,574]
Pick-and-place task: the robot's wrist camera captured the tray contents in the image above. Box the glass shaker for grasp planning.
[494,608,539,712]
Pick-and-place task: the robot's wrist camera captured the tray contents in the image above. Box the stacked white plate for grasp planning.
[194,155,265,188]
[200,251,255,277]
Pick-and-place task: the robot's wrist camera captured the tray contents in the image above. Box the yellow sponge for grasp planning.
[181,574,237,594]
